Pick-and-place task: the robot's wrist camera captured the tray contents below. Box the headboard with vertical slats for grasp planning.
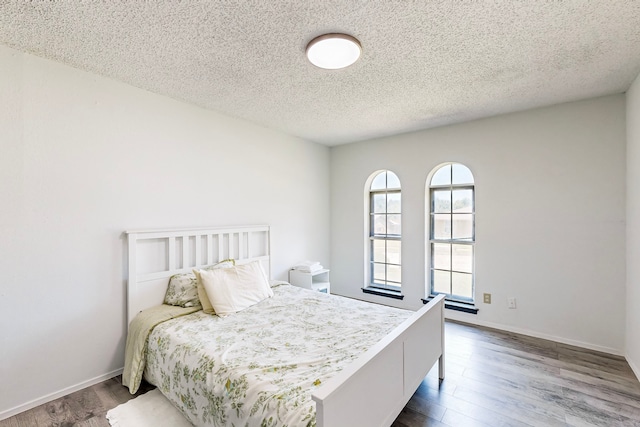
[125,225,270,325]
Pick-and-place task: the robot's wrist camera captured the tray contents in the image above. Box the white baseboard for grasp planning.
[444,312,624,356]
[0,368,124,422]
[627,355,640,381]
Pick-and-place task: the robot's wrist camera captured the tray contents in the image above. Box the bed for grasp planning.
[124,225,445,427]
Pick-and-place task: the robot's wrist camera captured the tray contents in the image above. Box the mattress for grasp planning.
[143,284,412,427]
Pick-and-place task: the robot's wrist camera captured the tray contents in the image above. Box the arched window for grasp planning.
[367,170,402,293]
[428,163,475,302]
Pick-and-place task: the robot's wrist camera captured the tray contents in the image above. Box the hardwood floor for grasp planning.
[2,320,639,426]
[0,377,154,427]
[393,321,640,427]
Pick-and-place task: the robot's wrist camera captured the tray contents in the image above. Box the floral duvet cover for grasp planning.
[144,284,412,427]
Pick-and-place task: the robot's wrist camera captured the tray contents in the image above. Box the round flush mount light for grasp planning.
[306,33,361,70]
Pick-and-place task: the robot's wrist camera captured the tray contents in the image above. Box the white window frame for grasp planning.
[428,163,475,303]
[367,170,402,292]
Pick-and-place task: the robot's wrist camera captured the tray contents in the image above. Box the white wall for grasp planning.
[627,72,640,379]
[331,95,626,354]
[0,44,330,418]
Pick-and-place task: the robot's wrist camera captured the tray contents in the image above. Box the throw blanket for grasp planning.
[123,304,201,393]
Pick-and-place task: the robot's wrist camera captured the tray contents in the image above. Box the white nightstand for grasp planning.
[289,269,330,294]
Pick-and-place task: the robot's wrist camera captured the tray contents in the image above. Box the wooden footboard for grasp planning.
[312,294,445,427]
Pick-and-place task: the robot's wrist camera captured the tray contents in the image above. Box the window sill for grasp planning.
[422,297,478,314]
[362,287,404,300]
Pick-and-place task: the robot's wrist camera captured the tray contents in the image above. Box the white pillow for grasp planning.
[197,261,273,317]
[194,260,235,314]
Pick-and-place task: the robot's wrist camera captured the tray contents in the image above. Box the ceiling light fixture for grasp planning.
[306,33,361,70]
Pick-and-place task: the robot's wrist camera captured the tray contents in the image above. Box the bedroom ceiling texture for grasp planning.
[2,1,640,146]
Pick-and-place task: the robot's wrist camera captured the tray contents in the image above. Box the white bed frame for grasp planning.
[125,225,445,427]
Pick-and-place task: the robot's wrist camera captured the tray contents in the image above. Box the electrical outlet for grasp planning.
[483,293,491,304]
[508,297,517,309]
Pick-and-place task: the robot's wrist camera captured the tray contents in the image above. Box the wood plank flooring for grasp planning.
[0,376,154,427]
[2,320,639,426]
[393,321,640,427]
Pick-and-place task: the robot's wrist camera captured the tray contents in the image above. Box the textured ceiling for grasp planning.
[1,1,640,146]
